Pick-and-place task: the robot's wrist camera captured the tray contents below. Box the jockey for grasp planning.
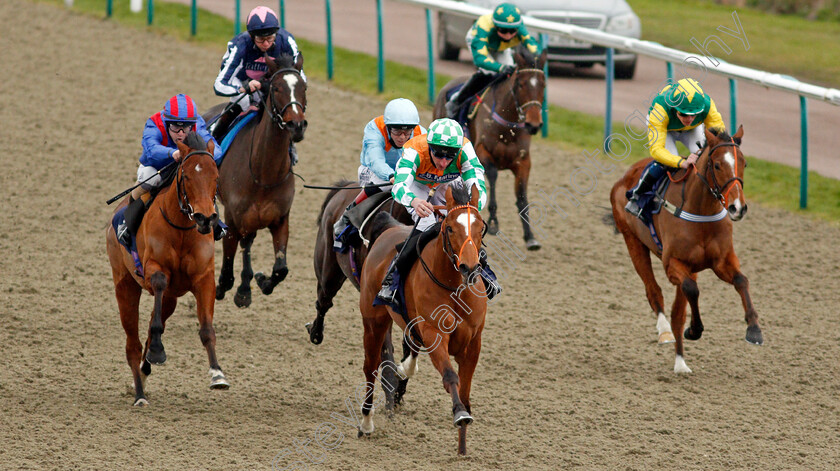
[211,6,305,164]
[376,118,501,303]
[117,94,226,246]
[625,78,726,218]
[445,2,541,119]
[332,98,425,249]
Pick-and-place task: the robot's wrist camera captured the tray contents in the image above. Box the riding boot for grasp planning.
[121,196,147,246]
[210,104,242,142]
[478,250,502,300]
[446,72,493,119]
[624,163,665,218]
[376,254,400,303]
[289,142,299,166]
[333,201,358,250]
[213,220,229,241]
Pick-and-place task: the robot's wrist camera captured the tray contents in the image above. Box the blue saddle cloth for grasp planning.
[111,206,144,277]
[635,162,672,252]
[372,268,408,317]
[218,111,258,165]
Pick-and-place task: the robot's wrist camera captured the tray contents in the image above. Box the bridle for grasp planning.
[161,150,214,231]
[694,140,744,208]
[490,67,545,128]
[266,67,306,130]
[418,204,487,292]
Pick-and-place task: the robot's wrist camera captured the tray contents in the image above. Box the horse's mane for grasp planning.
[708,127,731,142]
[270,53,296,70]
[513,44,538,67]
[450,182,471,206]
[369,212,401,247]
[183,131,207,151]
[317,180,356,226]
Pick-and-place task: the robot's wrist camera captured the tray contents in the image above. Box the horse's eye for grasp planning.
[714,163,721,170]
[446,225,454,233]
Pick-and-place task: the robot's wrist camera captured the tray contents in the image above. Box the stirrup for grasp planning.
[376,284,397,303]
[624,199,643,218]
[117,222,131,246]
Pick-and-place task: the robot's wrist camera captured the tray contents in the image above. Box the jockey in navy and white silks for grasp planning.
[213,6,305,113]
[138,94,221,189]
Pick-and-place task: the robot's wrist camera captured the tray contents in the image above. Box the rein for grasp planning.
[161,150,213,231]
[486,67,544,128]
[417,204,484,292]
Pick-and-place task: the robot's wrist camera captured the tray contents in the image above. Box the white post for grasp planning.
[64,0,73,6]
[130,0,142,13]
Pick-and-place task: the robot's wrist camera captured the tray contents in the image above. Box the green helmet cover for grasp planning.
[492,3,522,28]
[671,78,708,115]
[427,118,464,149]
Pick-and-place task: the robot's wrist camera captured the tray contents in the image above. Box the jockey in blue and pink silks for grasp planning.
[116,94,226,246]
[211,6,306,164]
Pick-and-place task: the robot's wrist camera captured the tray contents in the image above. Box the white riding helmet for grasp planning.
[383,98,420,127]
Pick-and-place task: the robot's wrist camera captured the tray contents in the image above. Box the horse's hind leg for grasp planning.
[484,159,500,235]
[422,329,472,454]
[713,251,763,345]
[216,230,240,300]
[513,158,541,251]
[666,259,699,374]
[393,336,417,407]
[234,233,256,308]
[145,270,169,365]
[379,329,398,413]
[116,277,146,406]
[307,241,347,345]
[255,217,290,296]
[194,272,229,389]
[618,230,673,344]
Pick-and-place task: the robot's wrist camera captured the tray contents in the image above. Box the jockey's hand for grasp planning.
[247,80,261,93]
[681,152,699,169]
[499,64,516,76]
[172,149,182,162]
[389,176,395,184]
[411,198,434,218]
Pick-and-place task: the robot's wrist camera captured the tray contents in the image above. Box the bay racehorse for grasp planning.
[434,45,547,250]
[203,54,307,308]
[308,180,413,410]
[358,184,487,455]
[106,133,228,406]
[609,126,763,374]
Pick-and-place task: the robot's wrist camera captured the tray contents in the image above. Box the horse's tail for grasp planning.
[369,212,400,247]
[316,179,356,225]
[601,209,619,234]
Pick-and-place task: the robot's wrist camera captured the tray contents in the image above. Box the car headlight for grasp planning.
[606,12,638,34]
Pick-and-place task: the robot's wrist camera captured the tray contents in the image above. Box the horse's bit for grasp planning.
[694,140,744,208]
[267,67,306,130]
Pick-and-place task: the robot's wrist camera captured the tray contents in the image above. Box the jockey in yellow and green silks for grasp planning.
[624,78,726,218]
[445,3,541,118]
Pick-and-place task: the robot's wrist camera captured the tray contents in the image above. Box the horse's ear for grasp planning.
[469,184,479,207]
[265,54,279,75]
[704,128,717,148]
[206,139,215,155]
[176,139,190,157]
[733,125,744,145]
[294,51,304,72]
[444,185,455,209]
[538,48,548,68]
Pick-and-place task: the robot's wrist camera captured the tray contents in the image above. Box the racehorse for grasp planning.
[203,54,307,308]
[106,133,228,406]
[308,180,414,410]
[358,184,487,455]
[609,126,763,374]
[433,45,547,250]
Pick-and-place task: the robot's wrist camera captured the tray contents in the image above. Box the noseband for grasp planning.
[267,67,306,130]
[490,67,545,128]
[440,204,486,269]
[173,150,214,224]
[695,140,744,208]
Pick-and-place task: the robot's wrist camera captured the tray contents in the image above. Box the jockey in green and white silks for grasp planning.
[625,78,726,217]
[445,3,541,118]
[377,119,500,303]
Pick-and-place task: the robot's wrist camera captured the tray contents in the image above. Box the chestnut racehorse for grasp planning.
[609,126,763,374]
[106,133,227,406]
[358,184,487,455]
[203,54,307,308]
[434,45,547,250]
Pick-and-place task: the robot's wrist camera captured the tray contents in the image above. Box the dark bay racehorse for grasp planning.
[106,134,228,406]
[434,45,547,250]
[358,184,487,455]
[308,181,413,410]
[203,54,307,308]
[609,126,763,374]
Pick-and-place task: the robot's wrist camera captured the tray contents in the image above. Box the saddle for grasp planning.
[217,110,258,164]
[446,85,490,135]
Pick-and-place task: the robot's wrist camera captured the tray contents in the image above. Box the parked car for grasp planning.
[437,0,641,79]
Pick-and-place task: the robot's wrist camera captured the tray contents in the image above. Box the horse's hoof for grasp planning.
[233,290,251,308]
[215,286,226,300]
[145,349,166,365]
[487,220,499,235]
[684,327,703,341]
[745,325,764,345]
[453,410,473,427]
[133,398,149,407]
[306,322,324,345]
[525,238,541,251]
[357,428,371,438]
[254,272,273,295]
[210,376,230,390]
[658,332,676,344]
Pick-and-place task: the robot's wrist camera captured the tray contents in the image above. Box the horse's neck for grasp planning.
[488,77,517,120]
[251,110,291,176]
[668,157,722,215]
[154,176,191,226]
[425,235,461,286]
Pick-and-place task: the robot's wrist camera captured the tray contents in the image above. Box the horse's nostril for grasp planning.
[728,205,737,213]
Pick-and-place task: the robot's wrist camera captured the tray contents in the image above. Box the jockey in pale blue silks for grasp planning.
[211,6,305,164]
[117,94,226,246]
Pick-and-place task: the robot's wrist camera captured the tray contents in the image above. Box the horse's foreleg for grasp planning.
[359,316,390,437]
[255,218,290,295]
[307,248,347,345]
[394,336,417,407]
[115,276,146,406]
[665,259,697,374]
[618,230,673,344]
[216,230,240,300]
[145,270,168,365]
[194,272,229,390]
[513,158,541,251]
[714,251,763,345]
[234,233,256,308]
[379,329,397,413]
[453,333,482,457]
[484,159,500,235]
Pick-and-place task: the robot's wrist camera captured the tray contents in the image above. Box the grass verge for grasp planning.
[42,0,840,225]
